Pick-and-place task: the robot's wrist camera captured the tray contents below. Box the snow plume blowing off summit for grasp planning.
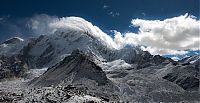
[28,14,200,56]
[29,15,119,49]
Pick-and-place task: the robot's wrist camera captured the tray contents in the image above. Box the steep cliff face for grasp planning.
[30,50,119,101]
[0,24,144,69]
[0,37,26,56]
[0,55,28,81]
[18,31,144,69]
[162,55,200,91]
[31,49,110,86]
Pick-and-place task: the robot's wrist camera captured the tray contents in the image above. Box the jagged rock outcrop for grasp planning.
[162,55,200,91]
[30,49,111,86]
[134,51,173,69]
[0,30,144,69]
[0,55,28,81]
[30,50,119,101]
[0,85,108,103]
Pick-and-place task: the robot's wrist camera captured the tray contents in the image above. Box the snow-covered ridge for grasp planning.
[185,54,200,64]
[49,17,119,49]
[0,37,24,49]
[3,37,24,44]
[0,37,26,55]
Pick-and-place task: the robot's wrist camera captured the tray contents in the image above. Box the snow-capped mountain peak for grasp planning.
[49,17,118,49]
[2,37,24,45]
[0,17,144,68]
[0,37,26,56]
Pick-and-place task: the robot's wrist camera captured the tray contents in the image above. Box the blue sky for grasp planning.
[0,0,199,33]
[0,0,199,59]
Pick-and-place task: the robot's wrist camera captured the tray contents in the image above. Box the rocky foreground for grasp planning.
[0,49,199,103]
[0,84,108,103]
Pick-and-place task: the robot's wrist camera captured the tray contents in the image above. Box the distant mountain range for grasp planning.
[0,17,199,102]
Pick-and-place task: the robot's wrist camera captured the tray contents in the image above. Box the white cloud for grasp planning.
[140,46,189,55]
[48,16,118,49]
[0,15,10,22]
[102,5,119,17]
[141,12,146,16]
[112,13,200,55]
[0,18,3,21]
[26,15,119,49]
[103,5,109,9]
[27,14,199,56]
[108,12,120,17]
[171,56,180,61]
[27,14,58,35]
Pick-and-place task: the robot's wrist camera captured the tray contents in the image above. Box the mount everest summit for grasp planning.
[0,17,199,102]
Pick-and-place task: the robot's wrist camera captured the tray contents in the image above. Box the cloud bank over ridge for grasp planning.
[2,13,199,56]
[112,13,200,55]
[29,14,199,55]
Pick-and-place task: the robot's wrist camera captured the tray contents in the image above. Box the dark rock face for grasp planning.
[124,51,199,92]
[163,73,199,91]
[19,35,46,69]
[162,56,200,91]
[0,55,28,80]
[35,42,55,68]
[30,50,119,101]
[31,49,111,87]
[136,51,172,69]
